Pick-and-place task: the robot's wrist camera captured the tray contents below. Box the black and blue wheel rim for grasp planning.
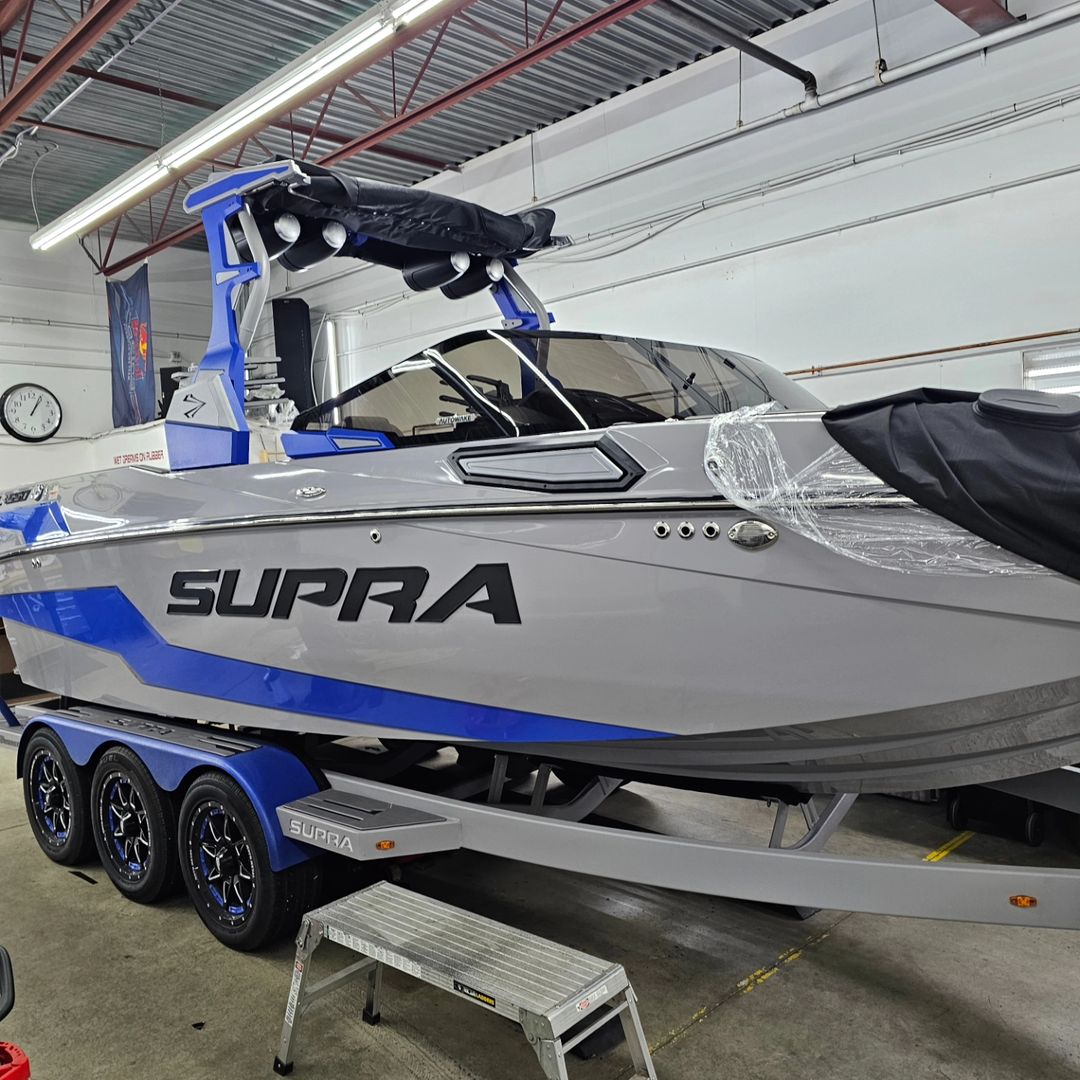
[97,771,151,880]
[187,801,256,925]
[29,748,71,844]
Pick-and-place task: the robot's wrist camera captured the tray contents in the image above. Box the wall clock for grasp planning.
[1,383,63,443]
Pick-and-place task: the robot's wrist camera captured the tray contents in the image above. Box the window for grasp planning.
[439,336,584,437]
[535,336,778,426]
[306,355,508,446]
[1023,344,1080,395]
[295,331,819,448]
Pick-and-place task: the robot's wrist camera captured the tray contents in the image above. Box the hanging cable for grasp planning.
[0,128,29,171]
[29,139,60,229]
[737,50,743,128]
[871,0,888,77]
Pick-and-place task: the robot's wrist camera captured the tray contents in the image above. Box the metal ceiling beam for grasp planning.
[101,0,668,276]
[2,44,217,108]
[5,0,34,95]
[932,0,1017,34]
[0,2,31,37]
[21,115,233,165]
[320,0,669,164]
[1,45,449,168]
[0,0,144,133]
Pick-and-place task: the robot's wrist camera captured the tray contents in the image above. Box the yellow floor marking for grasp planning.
[648,915,853,1055]
[735,929,831,995]
[923,830,975,863]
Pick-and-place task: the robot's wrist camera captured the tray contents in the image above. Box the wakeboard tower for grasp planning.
[163,157,570,470]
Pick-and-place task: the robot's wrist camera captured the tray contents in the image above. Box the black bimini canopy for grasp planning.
[823,387,1080,580]
[260,161,558,265]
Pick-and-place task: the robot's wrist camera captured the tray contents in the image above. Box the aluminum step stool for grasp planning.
[273,881,657,1079]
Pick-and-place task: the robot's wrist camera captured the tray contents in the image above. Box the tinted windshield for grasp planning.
[295,331,820,446]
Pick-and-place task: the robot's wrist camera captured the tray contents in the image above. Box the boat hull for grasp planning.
[4,417,1080,794]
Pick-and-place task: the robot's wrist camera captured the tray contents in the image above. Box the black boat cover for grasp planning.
[263,162,556,259]
[822,387,1080,580]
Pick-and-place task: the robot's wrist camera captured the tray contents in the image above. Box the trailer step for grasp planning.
[276,789,462,860]
[273,881,656,1079]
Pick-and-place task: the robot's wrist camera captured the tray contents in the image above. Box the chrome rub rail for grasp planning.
[0,494,914,563]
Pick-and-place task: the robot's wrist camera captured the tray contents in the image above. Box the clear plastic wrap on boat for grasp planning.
[703,403,1050,576]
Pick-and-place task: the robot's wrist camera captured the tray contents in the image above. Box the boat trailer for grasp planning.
[7,700,1080,932]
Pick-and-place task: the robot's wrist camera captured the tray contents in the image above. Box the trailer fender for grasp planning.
[15,709,320,871]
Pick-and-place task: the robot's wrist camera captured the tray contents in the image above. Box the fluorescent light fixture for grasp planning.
[162,22,395,171]
[30,0,454,252]
[32,163,166,250]
[391,0,448,20]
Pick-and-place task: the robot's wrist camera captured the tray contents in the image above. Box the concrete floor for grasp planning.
[3,745,1080,1080]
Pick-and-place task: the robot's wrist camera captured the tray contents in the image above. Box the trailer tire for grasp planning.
[178,773,319,951]
[946,794,968,831]
[1023,810,1044,848]
[22,729,94,865]
[90,747,181,903]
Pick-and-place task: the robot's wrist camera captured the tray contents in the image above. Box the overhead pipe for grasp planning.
[787,327,1080,378]
[545,0,1080,206]
[662,0,818,96]
[817,0,1080,102]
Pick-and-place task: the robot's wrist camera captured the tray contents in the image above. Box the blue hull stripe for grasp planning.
[0,587,668,744]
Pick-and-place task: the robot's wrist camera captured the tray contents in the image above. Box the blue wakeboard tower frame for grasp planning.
[168,159,560,470]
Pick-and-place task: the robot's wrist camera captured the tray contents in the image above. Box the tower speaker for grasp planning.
[272,297,315,413]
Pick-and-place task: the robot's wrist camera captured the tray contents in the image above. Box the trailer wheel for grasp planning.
[179,773,319,951]
[22,729,94,865]
[90,747,181,903]
[1023,810,1044,848]
[946,794,968,831]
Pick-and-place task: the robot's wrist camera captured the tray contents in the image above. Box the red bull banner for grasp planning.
[107,264,155,427]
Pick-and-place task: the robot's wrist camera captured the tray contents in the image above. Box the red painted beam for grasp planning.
[0,2,31,37]
[933,0,1016,34]
[1,45,448,168]
[102,0,664,275]
[320,0,665,166]
[533,0,568,43]
[22,115,234,166]
[0,0,144,133]
[8,0,34,96]
[104,220,201,274]
[2,44,220,109]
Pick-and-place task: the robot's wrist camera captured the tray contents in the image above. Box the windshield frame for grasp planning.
[292,329,821,436]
